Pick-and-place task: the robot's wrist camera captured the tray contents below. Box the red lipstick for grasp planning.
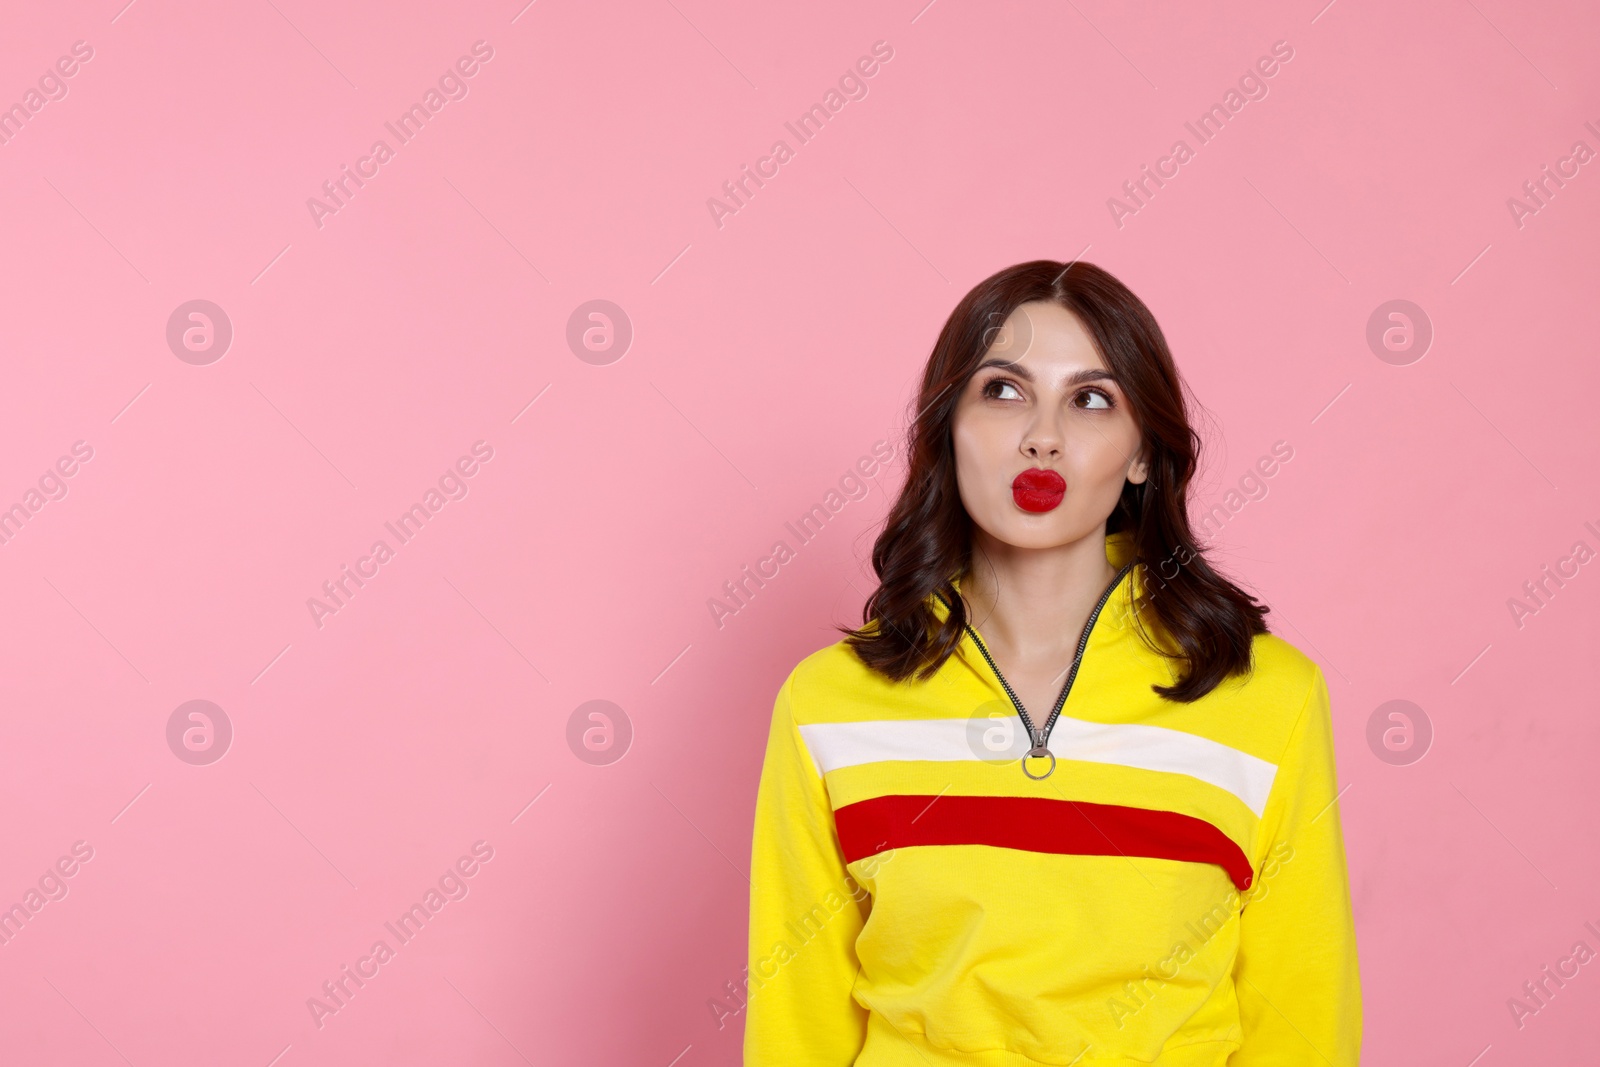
[1012,467,1066,513]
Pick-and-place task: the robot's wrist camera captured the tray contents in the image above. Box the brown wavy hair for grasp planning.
[839,259,1269,702]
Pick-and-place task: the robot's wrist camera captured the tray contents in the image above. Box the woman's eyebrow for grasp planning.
[975,360,1117,387]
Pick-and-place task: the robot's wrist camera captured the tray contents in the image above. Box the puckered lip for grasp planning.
[1011,467,1066,492]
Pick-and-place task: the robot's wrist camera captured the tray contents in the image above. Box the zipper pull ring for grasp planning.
[1022,745,1056,780]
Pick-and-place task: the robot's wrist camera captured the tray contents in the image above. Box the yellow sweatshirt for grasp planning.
[743,531,1361,1065]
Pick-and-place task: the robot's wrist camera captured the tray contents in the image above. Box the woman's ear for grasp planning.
[1127,447,1150,485]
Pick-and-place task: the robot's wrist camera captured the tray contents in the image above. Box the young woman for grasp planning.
[743,260,1361,1066]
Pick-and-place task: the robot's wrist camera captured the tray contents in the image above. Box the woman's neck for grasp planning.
[958,525,1118,661]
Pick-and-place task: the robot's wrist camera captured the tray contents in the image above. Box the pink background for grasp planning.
[2,0,1597,1063]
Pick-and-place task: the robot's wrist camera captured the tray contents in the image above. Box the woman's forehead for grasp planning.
[986,303,1107,371]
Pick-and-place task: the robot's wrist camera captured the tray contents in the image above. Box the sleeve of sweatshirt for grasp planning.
[743,667,871,1066]
[1229,666,1363,1066]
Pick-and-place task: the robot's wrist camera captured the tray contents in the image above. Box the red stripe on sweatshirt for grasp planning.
[834,793,1255,891]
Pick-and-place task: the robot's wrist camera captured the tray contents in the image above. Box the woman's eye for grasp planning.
[985,379,1022,401]
[1077,388,1113,410]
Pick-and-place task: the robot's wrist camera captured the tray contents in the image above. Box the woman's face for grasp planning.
[951,300,1148,552]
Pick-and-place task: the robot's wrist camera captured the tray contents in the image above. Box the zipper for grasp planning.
[954,562,1132,779]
